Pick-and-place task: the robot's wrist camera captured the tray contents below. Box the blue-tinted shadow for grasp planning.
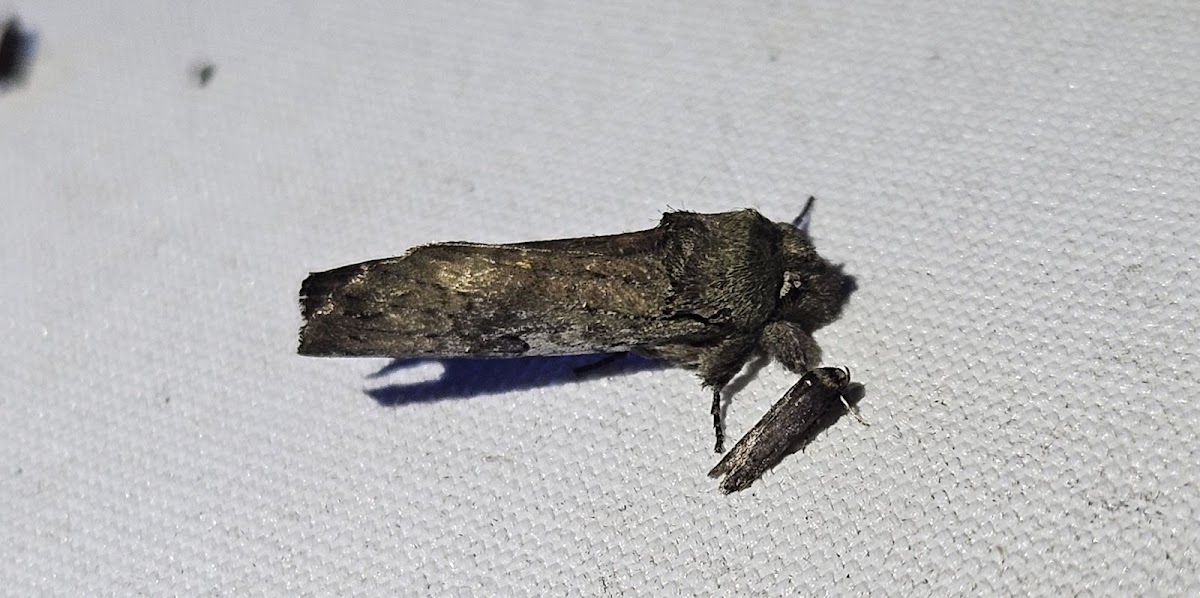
[365,353,666,406]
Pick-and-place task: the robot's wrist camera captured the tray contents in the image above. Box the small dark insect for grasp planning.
[192,62,215,87]
[709,366,862,493]
[0,17,30,84]
[299,200,853,453]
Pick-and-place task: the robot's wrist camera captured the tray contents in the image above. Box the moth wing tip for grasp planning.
[296,320,335,356]
[296,329,315,355]
[719,478,748,494]
[707,454,735,478]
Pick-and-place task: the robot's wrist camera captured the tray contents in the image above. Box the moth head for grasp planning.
[825,365,851,388]
[774,224,856,331]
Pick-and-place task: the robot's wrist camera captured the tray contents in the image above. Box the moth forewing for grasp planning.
[299,241,711,357]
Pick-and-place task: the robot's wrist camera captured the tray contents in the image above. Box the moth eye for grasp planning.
[779,272,803,298]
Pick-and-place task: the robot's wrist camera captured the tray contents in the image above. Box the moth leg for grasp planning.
[709,388,724,453]
[761,320,821,373]
[698,336,759,453]
[572,352,628,377]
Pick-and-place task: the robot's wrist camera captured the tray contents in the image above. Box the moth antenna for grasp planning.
[839,394,870,426]
[790,196,817,230]
[835,365,868,425]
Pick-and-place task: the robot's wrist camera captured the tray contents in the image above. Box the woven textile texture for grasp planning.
[3,1,1197,595]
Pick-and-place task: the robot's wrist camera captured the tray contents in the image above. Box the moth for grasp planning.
[0,17,30,84]
[299,200,853,453]
[709,366,858,493]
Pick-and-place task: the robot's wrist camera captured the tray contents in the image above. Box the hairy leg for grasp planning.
[760,320,821,373]
[696,335,759,453]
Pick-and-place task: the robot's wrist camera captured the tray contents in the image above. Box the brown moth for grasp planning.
[709,367,859,493]
[299,200,854,457]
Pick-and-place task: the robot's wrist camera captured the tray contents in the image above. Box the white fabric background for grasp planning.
[3,1,1197,595]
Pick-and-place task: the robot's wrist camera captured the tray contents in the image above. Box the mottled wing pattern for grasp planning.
[299,230,714,357]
